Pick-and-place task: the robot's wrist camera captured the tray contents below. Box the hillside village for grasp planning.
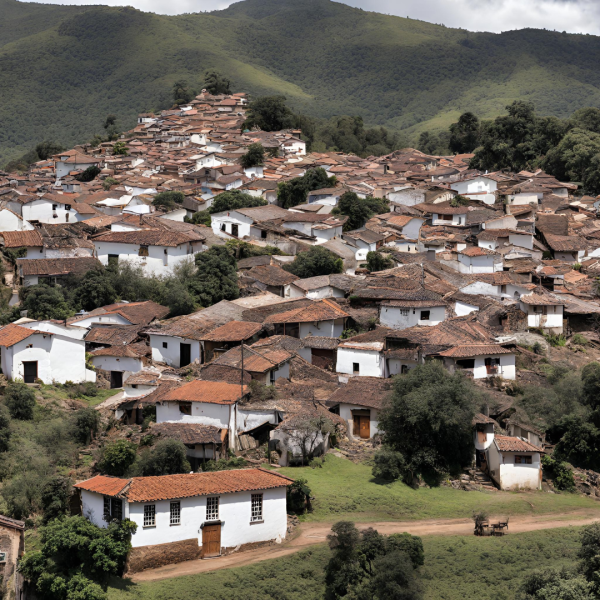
[4,88,600,593]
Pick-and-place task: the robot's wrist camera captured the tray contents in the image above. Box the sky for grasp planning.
[28,0,600,35]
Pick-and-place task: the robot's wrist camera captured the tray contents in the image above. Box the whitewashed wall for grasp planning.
[379,305,445,329]
[299,318,344,338]
[336,347,385,378]
[149,334,202,367]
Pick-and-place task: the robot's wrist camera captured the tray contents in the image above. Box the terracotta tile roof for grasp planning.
[494,435,542,452]
[0,323,51,347]
[202,321,262,342]
[460,246,498,257]
[75,469,293,502]
[73,475,129,497]
[213,344,292,373]
[328,377,393,410]
[85,325,140,346]
[89,344,147,358]
[151,422,225,445]
[72,301,169,326]
[519,290,565,306]
[414,202,468,215]
[247,265,298,287]
[17,257,101,277]
[0,514,25,531]
[536,214,569,236]
[472,413,497,425]
[544,233,586,252]
[265,299,349,324]
[0,230,44,248]
[162,379,248,404]
[92,229,204,247]
[437,344,513,358]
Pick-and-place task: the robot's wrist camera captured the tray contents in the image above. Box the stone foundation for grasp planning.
[125,539,201,574]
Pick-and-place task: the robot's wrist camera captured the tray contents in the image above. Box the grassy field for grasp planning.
[106,528,584,600]
[277,455,600,522]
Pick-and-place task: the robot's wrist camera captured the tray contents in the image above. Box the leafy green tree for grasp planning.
[376,361,480,483]
[358,552,423,600]
[417,130,450,155]
[284,246,343,278]
[277,167,337,209]
[152,191,185,210]
[186,210,211,226]
[571,108,600,134]
[75,165,101,182]
[244,96,296,132]
[240,143,265,168]
[74,269,117,311]
[19,515,136,600]
[72,407,100,445]
[112,141,128,156]
[172,80,193,105]
[0,404,11,452]
[287,478,312,514]
[367,251,394,273]
[98,440,137,476]
[137,439,191,476]
[521,567,592,600]
[4,381,36,420]
[189,245,239,307]
[162,278,196,317]
[555,416,600,471]
[40,475,71,523]
[225,239,284,259]
[204,70,232,95]
[208,190,267,213]
[35,140,65,161]
[387,533,425,569]
[449,112,481,153]
[21,284,73,320]
[579,522,600,593]
[372,448,406,481]
[581,362,600,410]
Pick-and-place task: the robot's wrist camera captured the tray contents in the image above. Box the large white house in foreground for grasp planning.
[74,469,292,572]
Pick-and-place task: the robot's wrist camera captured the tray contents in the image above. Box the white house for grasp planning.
[416,202,468,227]
[486,435,542,491]
[92,229,205,276]
[52,150,101,181]
[74,469,292,570]
[337,339,386,378]
[148,330,203,368]
[280,214,345,244]
[342,229,385,261]
[0,230,45,259]
[14,194,92,224]
[457,247,502,274]
[452,175,498,205]
[289,275,347,300]
[0,322,95,384]
[438,344,516,380]
[0,209,34,233]
[379,297,447,330]
[88,345,146,388]
[306,188,344,207]
[519,290,565,334]
[477,229,534,251]
[265,300,349,339]
[211,205,289,239]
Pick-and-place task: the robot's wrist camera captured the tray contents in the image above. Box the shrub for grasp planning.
[372,448,406,481]
[0,404,11,452]
[72,407,100,445]
[202,456,247,472]
[287,478,312,513]
[4,381,36,420]
[366,250,394,273]
[152,191,185,210]
[541,454,575,491]
[137,438,190,476]
[283,246,343,278]
[572,333,589,346]
[98,440,137,476]
[40,475,71,523]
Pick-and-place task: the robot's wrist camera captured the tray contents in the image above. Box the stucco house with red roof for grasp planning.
[486,435,543,491]
[74,469,293,571]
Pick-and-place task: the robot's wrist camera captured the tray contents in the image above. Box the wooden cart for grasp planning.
[474,516,509,536]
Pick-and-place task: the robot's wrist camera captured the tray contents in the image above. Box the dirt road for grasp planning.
[130,510,600,583]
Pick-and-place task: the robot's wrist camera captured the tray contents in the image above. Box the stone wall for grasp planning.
[125,538,201,574]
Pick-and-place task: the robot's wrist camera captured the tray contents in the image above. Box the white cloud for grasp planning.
[24,0,600,35]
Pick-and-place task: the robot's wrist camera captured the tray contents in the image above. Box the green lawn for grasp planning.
[107,528,584,600]
[278,456,600,522]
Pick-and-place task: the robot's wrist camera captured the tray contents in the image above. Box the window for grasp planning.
[515,455,532,465]
[420,310,430,321]
[353,362,360,374]
[170,501,181,525]
[26,344,33,349]
[251,494,263,522]
[143,504,155,527]
[164,249,168,255]
[270,370,276,384]
[206,497,219,521]
[52,204,57,211]
[179,402,192,415]
[65,204,71,211]
[138,246,149,257]
[103,496,122,521]
[399,309,409,316]
[162,341,168,349]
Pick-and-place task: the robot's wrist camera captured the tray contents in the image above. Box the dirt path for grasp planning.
[130,510,600,583]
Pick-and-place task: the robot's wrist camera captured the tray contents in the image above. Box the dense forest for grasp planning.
[4,0,600,164]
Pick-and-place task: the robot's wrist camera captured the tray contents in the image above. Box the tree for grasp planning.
[204,70,232,95]
[360,551,423,600]
[372,448,406,481]
[285,415,336,465]
[449,112,481,153]
[35,140,65,161]
[521,568,592,600]
[112,141,128,156]
[284,246,343,279]
[40,476,71,523]
[208,190,267,214]
[276,167,337,209]
[98,440,137,476]
[172,80,193,105]
[19,516,136,600]
[74,269,117,312]
[333,192,389,231]
[21,284,73,320]
[0,404,11,452]
[579,522,600,593]
[162,278,196,317]
[581,362,600,410]
[239,143,265,169]
[152,190,185,210]
[367,251,394,273]
[287,478,312,514]
[72,407,100,445]
[103,114,119,140]
[243,96,296,132]
[189,245,239,307]
[186,210,211,226]
[4,381,36,420]
[137,439,191,476]
[376,361,480,483]
[75,165,101,182]
[555,416,600,471]
[417,131,450,155]
[386,533,424,569]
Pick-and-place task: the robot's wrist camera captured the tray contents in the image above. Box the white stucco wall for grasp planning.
[211,211,253,239]
[386,358,417,376]
[338,403,380,438]
[455,300,479,316]
[495,451,541,490]
[445,354,516,380]
[474,424,494,451]
[0,210,34,232]
[149,334,202,367]
[379,305,445,330]
[299,318,344,339]
[71,313,132,328]
[520,304,563,331]
[89,355,143,380]
[336,347,385,377]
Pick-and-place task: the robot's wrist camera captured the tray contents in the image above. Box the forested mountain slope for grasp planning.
[2,0,600,164]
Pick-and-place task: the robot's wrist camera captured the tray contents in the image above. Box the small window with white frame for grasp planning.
[251,493,263,523]
[170,501,180,526]
[143,504,156,527]
[206,496,219,521]
[399,309,409,316]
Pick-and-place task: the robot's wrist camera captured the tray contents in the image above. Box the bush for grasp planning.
[152,191,185,210]
[98,440,137,476]
[72,407,100,445]
[137,438,190,476]
[284,246,343,278]
[75,165,100,182]
[372,448,406,481]
[4,381,36,420]
[572,333,589,346]
[366,251,394,272]
[202,456,247,472]
[541,454,575,491]
[40,475,71,523]
[0,404,11,452]
[287,478,312,513]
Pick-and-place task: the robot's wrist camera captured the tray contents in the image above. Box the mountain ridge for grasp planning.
[2,0,600,164]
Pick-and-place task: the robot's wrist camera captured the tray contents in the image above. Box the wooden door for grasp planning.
[359,417,370,439]
[23,361,37,384]
[180,343,191,367]
[202,524,221,558]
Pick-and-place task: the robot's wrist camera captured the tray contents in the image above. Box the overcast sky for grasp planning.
[31,0,600,35]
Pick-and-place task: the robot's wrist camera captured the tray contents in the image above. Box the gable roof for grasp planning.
[92,229,204,247]
[162,379,248,404]
[0,230,44,248]
[201,321,262,342]
[17,257,101,277]
[0,323,52,347]
[437,344,513,358]
[494,435,542,453]
[264,299,349,324]
[246,265,299,286]
[328,377,393,410]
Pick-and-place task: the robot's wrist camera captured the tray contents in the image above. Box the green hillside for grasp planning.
[2,0,600,164]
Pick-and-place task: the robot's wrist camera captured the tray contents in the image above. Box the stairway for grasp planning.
[472,469,497,491]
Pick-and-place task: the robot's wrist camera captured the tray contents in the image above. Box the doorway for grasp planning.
[23,361,38,384]
[352,413,370,439]
[110,371,123,388]
[231,224,239,237]
[180,343,191,367]
[201,524,221,558]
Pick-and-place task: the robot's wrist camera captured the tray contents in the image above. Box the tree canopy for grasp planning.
[208,190,267,213]
[239,143,265,169]
[151,190,185,210]
[204,70,232,95]
[284,246,343,279]
[244,95,296,132]
[189,245,239,307]
[277,167,337,209]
